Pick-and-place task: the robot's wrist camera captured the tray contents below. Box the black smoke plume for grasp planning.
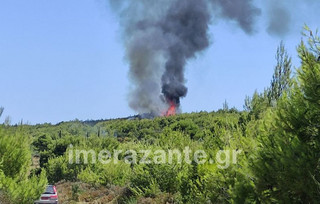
[208,0,261,34]
[109,0,260,115]
[160,0,211,106]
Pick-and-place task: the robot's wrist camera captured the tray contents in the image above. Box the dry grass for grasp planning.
[0,191,11,204]
[55,181,128,204]
[55,181,177,204]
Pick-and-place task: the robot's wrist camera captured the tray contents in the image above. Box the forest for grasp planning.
[0,27,319,203]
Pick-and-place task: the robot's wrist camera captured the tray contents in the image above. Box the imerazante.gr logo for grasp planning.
[68,145,242,169]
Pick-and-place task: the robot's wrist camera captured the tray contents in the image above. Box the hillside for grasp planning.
[0,29,320,203]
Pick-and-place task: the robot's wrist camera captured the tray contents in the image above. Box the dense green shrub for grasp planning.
[0,128,47,204]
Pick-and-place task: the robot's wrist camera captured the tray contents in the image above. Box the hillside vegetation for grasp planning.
[0,27,320,203]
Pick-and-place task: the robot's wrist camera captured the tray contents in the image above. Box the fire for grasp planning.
[165,101,176,116]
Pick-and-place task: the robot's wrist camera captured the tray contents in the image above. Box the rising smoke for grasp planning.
[265,0,320,37]
[208,0,261,34]
[266,0,291,36]
[160,0,211,106]
[109,0,261,115]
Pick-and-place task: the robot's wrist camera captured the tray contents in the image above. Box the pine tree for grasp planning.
[0,128,47,203]
[268,41,292,105]
[252,27,320,203]
[244,89,269,119]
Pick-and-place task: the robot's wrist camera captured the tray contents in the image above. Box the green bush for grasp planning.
[0,129,47,204]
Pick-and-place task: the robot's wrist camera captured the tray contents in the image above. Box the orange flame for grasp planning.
[165,101,176,116]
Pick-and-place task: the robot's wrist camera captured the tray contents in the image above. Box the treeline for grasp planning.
[0,27,319,203]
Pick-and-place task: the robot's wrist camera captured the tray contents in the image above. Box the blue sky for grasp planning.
[0,0,319,124]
